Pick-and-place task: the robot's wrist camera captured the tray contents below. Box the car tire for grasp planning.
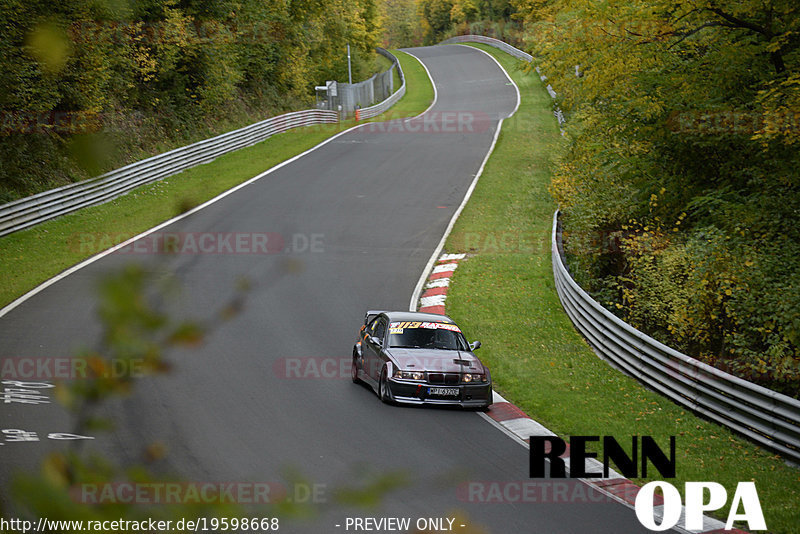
[351,354,362,384]
[379,367,392,404]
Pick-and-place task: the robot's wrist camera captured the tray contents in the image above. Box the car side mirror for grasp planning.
[369,336,382,346]
[470,341,481,350]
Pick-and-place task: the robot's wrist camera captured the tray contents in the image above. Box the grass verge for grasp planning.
[386,50,434,117]
[443,43,799,533]
[0,49,432,309]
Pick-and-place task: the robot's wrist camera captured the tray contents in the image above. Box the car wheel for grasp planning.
[351,354,362,384]
[378,367,392,404]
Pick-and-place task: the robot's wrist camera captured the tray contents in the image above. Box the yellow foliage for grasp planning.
[26,22,71,73]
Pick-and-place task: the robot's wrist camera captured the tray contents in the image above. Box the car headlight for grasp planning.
[393,370,425,380]
[463,373,487,383]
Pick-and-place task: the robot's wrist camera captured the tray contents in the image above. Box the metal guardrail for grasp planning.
[447,32,800,463]
[441,35,532,62]
[458,31,800,461]
[357,48,406,121]
[0,49,408,237]
[552,210,800,463]
[0,109,338,237]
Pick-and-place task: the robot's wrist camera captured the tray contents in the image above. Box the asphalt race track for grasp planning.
[0,45,675,533]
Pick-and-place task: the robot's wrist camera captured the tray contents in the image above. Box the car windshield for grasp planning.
[388,321,468,350]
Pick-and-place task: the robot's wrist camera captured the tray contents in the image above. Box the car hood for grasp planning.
[386,348,484,373]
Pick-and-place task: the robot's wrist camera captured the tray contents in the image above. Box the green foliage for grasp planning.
[0,0,383,203]
[381,0,425,47]
[414,0,516,43]
[445,42,800,534]
[8,265,408,525]
[10,264,242,524]
[0,49,433,311]
[513,0,800,395]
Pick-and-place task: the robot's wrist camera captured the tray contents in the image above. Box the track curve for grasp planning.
[0,45,672,533]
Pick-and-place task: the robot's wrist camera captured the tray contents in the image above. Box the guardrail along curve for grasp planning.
[440,35,566,129]
[0,49,407,237]
[357,47,406,121]
[445,31,800,465]
[552,210,800,463]
[0,110,338,238]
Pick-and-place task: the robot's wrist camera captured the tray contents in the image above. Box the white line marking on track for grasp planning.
[502,417,557,438]
[476,411,530,449]
[454,44,521,119]
[400,50,438,122]
[408,45,521,312]
[0,122,373,319]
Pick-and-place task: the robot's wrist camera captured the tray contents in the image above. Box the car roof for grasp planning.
[381,311,456,324]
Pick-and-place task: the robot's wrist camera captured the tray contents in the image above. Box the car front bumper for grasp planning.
[387,378,492,408]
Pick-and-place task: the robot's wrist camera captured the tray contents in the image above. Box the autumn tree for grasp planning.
[0,0,382,202]
[381,0,424,47]
[513,0,800,394]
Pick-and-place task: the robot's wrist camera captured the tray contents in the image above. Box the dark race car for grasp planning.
[351,310,492,409]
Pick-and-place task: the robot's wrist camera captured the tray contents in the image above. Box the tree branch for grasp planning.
[706,7,773,38]
[705,7,787,73]
[667,21,724,49]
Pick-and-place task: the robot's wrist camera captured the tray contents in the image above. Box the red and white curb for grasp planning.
[417,253,465,315]
[483,393,745,533]
[416,252,741,534]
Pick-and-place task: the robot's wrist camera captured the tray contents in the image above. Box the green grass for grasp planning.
[0,49,433,309]
[372,50,394,75]
[384,50,433,118]
[444,43,800,533]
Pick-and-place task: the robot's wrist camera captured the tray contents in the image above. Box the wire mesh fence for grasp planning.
[317,48,399,118]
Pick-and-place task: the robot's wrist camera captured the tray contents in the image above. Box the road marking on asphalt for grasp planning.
[0,121,374,320]
[409,43,727,534]
[408,45,519,312]
[400,50,438,122]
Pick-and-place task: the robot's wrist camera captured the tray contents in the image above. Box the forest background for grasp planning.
[3,0,798,396]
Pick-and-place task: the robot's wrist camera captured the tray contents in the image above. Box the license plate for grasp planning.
[428,387,459,397]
